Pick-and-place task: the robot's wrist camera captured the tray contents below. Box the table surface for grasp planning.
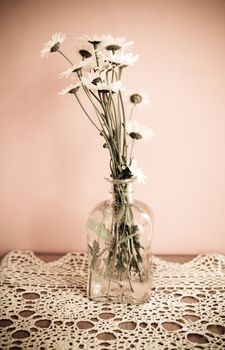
[1,252,224,349]
[0,253,198,334]
[36,253,196,263]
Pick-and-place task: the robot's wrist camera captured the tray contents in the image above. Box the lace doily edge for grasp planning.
[1,249,224,268]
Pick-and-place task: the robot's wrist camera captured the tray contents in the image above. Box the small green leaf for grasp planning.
[118,232,139,245]
[92,240,100,255]
[87,218,111,241]
[90,240,100,269]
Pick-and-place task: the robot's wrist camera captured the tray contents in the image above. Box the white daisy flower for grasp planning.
[81,71,103,87]
[109,80,122,93]
[90,80,122,93]
[95,62,120,75]
[78,34,103,45]
[124,89,150,107]
[126,120,155,143]
[58,66,75,79]
[75,40,94,59]
[41,32,66,58]
[100,50,139,66]
[128,159,147,184]
[101,34,134,52]
[58,58,94,78]
[58,82,81,96]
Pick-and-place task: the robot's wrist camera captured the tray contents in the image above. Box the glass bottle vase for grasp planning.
[87,178,154,304]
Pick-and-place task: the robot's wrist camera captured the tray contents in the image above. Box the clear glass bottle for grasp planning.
[87,178,154,304]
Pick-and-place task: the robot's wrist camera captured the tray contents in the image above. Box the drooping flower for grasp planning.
[126,120,154,143]
[100,50,139,66]
[128,159,147,184]
[101,34,134,52]
[58,58,94,78]
[41,32,66,58]
[58,82,81,96]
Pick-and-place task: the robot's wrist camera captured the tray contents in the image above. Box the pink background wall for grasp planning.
[0,0,225,256]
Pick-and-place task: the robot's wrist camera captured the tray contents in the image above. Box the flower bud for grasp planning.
[130,93,142,104]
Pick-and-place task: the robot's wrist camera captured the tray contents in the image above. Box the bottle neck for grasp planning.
[109,180,133,205]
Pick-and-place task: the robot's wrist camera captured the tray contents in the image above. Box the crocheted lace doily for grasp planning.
[0,251,225,349]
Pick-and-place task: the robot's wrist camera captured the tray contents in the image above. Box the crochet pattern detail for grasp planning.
[0,251,225,349]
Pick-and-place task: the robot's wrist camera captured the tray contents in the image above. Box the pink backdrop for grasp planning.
[0,0,225,256]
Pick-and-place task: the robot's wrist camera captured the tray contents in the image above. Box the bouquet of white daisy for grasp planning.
[41,33,154,304]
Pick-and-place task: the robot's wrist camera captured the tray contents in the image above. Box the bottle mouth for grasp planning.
[105,177,136,185]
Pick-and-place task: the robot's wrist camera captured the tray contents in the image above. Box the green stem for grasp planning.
[93,44,100,66]
[73,94,101,132]
[109,91,119,141]
[130,139,135,164]
[88,269,93,298]
[129,105,136,120]
[119,91,127,159]
[107,217,118,296]
[57,49,74,65]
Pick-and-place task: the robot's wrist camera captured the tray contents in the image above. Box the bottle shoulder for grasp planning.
[89,198,154,220]
[132,199,154,220]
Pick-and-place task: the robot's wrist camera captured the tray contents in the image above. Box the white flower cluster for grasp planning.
[41,33,155,184]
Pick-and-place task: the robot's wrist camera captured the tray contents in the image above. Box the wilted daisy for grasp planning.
[100,50,139,66]
[101,34,134,52]
[41,32,66,58]
[58,82,81,96]
[126,120,154,143]
[128,159,147,184]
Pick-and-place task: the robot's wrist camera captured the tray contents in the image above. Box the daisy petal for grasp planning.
[126,120,155,143]
[41,32,66,58]
[128,159,147,184]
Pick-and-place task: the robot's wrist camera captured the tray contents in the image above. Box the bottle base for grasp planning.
[88,272,152,304]
[88,294,150,304]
